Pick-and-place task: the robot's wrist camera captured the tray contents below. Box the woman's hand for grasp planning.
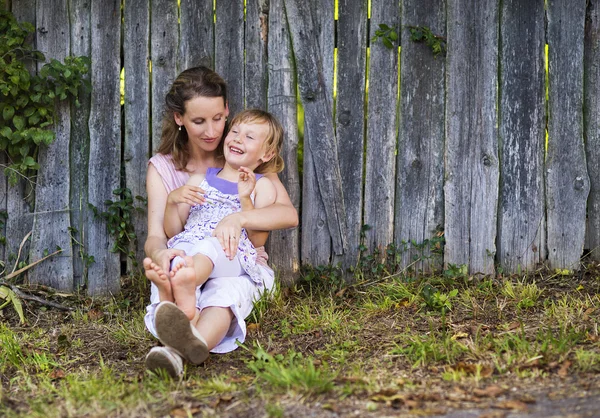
[237,166,256,199]
[167,184,206,206]
[212,212,243,260]
[151,247,186,273]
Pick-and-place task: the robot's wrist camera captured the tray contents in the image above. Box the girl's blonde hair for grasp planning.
[157,66,228,171]
[228,109,285,174]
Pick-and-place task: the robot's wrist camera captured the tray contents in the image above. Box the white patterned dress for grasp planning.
[166,167,265,284]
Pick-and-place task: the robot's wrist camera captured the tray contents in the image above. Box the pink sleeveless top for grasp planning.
[148,153,269,266]
[148,153,189,193]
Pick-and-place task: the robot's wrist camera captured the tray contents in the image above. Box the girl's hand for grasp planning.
[167,184,206,206]
[212,213,243,260]
[237,166,256,199]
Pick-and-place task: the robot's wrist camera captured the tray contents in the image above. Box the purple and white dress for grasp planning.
[167,167,265,284]
[144,154,275,353]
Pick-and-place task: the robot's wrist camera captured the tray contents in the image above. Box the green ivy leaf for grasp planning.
[13,115,25,131]
[3,105,15,120]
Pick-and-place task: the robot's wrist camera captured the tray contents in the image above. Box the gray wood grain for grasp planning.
[215,0,244,115]
[266,0,300,283]
[179,0,213,70]
[124,0,150,271]
[4,0,35,274]
[546,0,589,270]
[150,0,178,152]
[68,0,91,288]
[584,0,600,261]
[334,0,367,273]
[300,0,334,266]
[285,0,347,258]
[497,0,545,273]
[245,0,268,109]
[395,0,445,273]
[28,0,74,290]
[0,152,5,265]
[445,0,499,275]
[87,0,121,295]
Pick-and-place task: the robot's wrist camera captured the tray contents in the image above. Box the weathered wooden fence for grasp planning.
[1,0,599,295]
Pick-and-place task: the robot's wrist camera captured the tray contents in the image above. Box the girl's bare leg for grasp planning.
[143,257,173,302]
[170,255,213,320]
[192,307,234,350]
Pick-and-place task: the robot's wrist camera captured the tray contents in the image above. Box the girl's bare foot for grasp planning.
[143,257,173,302]
[170,256,200,320]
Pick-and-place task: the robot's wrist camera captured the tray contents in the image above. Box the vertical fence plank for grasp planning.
[366,0,399,260]
[546,0,589,270]
[179,0,213,70]
[266,0,300,283]
[215,0,244,115]
[69,0,91,288]
[150,0,178,152]
[335,0,367,272]
[498,0,545,273]
[395,0,445,272]
[4,1,35,273]
[28,0,74,290]
[584,0,600,261]
[124,0,150,270]
[445,0,499,274]
[245,0,268,109]
[300,0,334,266]
[87,0,121,295]
[285,0,347,261]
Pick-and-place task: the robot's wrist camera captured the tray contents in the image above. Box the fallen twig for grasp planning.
[0,282,74,311]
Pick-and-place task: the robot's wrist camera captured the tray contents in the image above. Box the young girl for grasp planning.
[145,109,285,375]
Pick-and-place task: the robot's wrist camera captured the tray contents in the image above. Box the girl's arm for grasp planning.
[213,173,298,258]
[164,174,205,238]
[244,177,277,247]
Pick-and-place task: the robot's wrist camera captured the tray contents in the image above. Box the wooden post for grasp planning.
[69,0,92,288]
[546,0,589,270]
[29,0,74,290]
[179,0,214,70]
[124,0,151,270]
[334,0,367,274]
[300,0,335,266]
[4,0,35,274]
[445,0,499,275]
[395,0,445,273]
[584,1,600,262]
[245,0,268,109]
[216,0,244,115]
[497,0,546,273]
[150,0,178,152]
[285,0,347,260]
[87,0,121,295]
[266,0,301,283]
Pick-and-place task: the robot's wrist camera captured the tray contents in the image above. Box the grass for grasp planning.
[0,262,599,417]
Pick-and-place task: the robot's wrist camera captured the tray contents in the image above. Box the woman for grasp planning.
[142,66,298,377]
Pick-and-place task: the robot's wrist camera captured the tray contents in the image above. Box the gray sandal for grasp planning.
[154,301,209,365]
[145,346,183,377]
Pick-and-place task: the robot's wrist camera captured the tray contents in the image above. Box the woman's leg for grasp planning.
[192,307,234,350]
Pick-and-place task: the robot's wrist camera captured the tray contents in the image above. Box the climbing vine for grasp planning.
[0,10,90,185]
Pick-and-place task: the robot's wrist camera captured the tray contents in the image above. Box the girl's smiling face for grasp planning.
[174,96,229,154]
[223,122,272,170]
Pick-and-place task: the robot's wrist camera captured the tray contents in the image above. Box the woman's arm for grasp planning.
[144,164,185,272]
[213,172,298,258]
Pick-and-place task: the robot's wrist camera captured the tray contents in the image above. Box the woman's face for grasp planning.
[174,96,229,154]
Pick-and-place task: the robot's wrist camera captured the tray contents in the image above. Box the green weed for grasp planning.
[245,343,336,396]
